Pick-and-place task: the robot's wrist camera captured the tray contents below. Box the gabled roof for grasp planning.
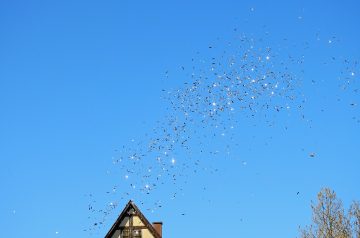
[104,200,162,238]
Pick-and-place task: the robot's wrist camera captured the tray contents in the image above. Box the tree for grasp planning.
[350,202,360,238]
[299,188,360,238]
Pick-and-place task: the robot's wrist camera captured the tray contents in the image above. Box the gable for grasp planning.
[105,201,161,238]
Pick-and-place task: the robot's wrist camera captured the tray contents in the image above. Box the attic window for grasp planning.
[121,229,130,238]
[121,228,142,238]
[133,229,141,238]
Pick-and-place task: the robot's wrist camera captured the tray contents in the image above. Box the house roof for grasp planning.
[104,200,162,238]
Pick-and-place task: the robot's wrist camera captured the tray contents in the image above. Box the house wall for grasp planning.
[141,229,155,238]
[133,216,145,226]
[110,216,155,238]
[119,217,129,227]
[110,227,155,238]
[119,216,145,227]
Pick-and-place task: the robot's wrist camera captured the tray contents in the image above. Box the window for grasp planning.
[133,229,141,238]
[121,229,130,238]
[121,228,142,238]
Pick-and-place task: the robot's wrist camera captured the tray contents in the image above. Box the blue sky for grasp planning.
[0,0,359,237]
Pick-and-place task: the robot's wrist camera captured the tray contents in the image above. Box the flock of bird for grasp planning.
[84,32,359,234]
[339,59,359,122]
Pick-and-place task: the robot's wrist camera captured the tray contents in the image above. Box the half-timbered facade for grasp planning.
[105,200,162,238]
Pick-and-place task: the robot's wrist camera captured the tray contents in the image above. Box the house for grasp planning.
[105,200,163,238]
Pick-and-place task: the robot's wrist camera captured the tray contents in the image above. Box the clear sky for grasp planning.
[0,1,359,237]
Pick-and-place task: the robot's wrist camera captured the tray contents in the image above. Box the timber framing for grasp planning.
[104,200,162,238]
